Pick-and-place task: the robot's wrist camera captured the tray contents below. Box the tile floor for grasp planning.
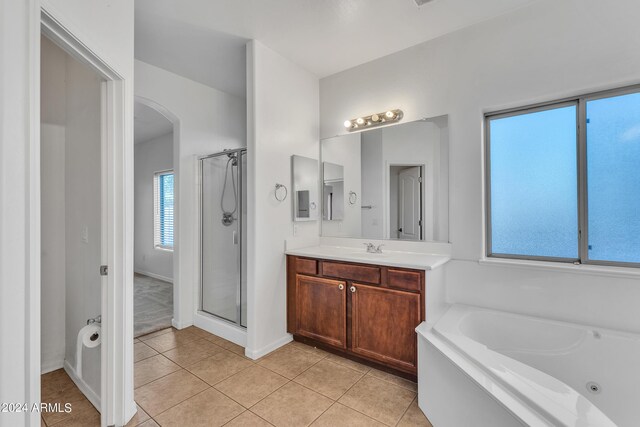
[41,369,101,426]
[41,326,433,427]
[134,273,173,337]
[131,326,433,427]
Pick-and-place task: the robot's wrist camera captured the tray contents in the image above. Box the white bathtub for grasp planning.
[417,305,639,427]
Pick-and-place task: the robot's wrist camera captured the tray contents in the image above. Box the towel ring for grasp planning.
[348,191,358,205]
[275,183,288,202]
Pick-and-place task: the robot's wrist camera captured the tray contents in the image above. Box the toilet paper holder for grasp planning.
[87,315,102,325]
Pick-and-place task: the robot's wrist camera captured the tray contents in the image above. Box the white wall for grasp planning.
[0,3,41,424]
[246,41,320,357]
[40,36,67,374]
[321,133,361,237]
[0,1,134,425]
[320,0,640,332]
[134,132,174,281]
[135,60,246,328]
[64,51,103,399]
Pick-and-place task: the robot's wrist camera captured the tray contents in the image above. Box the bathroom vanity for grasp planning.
[286,247,448,379]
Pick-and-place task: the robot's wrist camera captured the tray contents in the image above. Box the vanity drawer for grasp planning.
[322,261,380,284]
[387,268,422,292]
[296,258,318,275]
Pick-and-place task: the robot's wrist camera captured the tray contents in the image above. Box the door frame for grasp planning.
[34,9,131,427]
[134,96,182,327]
[384,163,426,240]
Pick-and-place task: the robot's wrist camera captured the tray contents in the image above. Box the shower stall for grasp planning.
[200,148,247,328]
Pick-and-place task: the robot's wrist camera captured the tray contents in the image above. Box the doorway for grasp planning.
[390,165,424,241]
[38,10,132,426]
[134,101,175,337]
[40,33,105,424]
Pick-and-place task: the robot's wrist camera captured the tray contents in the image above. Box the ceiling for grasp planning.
[135,9,248,98]
[134,102,173,144]
[135,0,538,96]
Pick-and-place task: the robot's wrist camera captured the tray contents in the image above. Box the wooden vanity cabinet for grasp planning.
[295,275,347,349]
[286,255,425,378]
[350,283,421,373]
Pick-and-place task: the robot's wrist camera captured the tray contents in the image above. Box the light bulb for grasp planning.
[371,114,380,122]
[344,120,352,128]
[356,117,365,125]
[385,111,395,119]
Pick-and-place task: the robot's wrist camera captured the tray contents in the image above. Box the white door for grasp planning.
[398,167,422,240]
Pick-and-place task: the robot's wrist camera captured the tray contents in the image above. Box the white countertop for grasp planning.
[285,245,450,270]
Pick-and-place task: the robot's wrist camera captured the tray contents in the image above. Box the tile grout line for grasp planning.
[284,354,368,426]
[149,384,215,424]
[358,372,417,426]
[135,329,419,427]
[394,395,418,427]
[323,370,408,426]
[133,354,183,390]
[244,377,292,411]
[245,343,388,425]
[179,350,256,387]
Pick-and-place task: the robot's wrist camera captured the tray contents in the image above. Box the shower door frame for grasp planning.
[199,148,247,328]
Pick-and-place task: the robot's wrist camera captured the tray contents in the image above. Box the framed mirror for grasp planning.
[291,155,319,221]
[320,116,449,242]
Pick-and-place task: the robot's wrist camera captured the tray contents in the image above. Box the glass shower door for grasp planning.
[200,149,246,326]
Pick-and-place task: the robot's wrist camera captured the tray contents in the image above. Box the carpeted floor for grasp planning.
[134,273,173,337]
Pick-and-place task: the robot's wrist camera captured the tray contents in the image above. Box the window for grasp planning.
[154,170,174,250]
[486,86,640,266]
[586,92,640,264]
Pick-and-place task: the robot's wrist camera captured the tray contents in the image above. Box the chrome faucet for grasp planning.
[363,243,384,253]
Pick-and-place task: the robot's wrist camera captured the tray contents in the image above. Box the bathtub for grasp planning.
[417,305,639,426]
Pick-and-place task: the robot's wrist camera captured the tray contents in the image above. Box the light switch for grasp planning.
[82,226,89,244]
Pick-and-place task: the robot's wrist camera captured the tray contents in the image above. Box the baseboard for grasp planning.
[41,358,64,374]
[134,269,173,283]
[194,311,247,347]
[171,318,192,330]
[245,334,293,360]
[63,361,100,412]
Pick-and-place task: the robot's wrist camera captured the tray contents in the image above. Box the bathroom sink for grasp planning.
[351,251,390,257]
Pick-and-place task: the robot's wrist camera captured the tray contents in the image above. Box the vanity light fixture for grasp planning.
[344,109,403,131]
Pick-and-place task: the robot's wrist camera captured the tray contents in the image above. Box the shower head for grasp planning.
[223,149,238,165]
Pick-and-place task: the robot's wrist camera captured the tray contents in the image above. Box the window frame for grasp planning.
[153,169,175,251]
[485,84,640,268]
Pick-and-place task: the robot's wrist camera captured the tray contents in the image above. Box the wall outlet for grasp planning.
[81,226,89,244]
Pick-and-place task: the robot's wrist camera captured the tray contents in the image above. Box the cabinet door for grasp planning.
[350,283,420,372]
[295,275,347,349]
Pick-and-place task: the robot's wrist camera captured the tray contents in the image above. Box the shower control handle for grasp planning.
[350,286,356,293]
[338,284,344,290]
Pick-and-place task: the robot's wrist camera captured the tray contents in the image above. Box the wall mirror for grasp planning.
[320,116,449,242]
[291,155,319,221]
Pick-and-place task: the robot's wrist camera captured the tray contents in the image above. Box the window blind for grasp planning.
[154,170,174,249]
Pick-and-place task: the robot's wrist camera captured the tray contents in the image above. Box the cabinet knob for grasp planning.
[350,286,356,293]
[338,284,344,290]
